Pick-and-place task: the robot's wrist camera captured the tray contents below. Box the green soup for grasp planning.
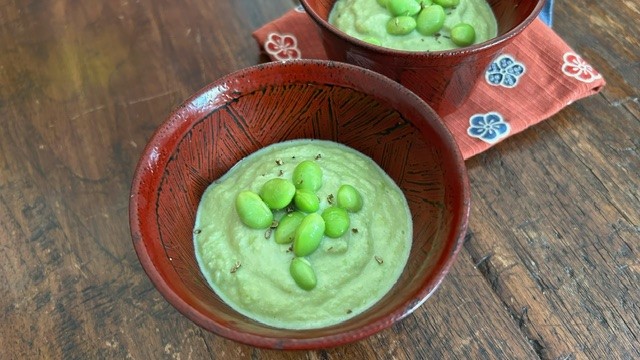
[329,0,498,51]
[194,139,412,329]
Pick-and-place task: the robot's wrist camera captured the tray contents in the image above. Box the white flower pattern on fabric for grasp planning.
[467,112,510,144]
[485,54,526,88]
[561,52,602,83]
[264,32,302,61]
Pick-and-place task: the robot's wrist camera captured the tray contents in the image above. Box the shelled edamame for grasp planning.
[382,0,475,46]
[234,158,365,290]
[329,0,497,51]
[193,139,413,330]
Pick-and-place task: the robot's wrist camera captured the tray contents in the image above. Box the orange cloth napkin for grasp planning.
[252,6,605,159]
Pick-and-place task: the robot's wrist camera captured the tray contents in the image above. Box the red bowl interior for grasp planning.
[129,59,470,349]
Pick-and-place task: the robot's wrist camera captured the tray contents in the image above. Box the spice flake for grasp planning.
[327,193,335,205]
[230,261,242,273]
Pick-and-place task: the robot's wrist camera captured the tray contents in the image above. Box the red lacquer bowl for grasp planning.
[301,0,545,116]
[129,60,470,349]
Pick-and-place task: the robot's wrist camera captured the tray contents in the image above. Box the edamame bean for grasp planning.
[386,16,417,36]
[376,0,389,7]
[293,213,325,257]
[416,5,445,36]
[386,0,421,16]
[235,190,274,229]
[294,189,320,213]
[274,211,305,244]
[337,184,363,212]
[321,207,350,238]
[259,178,295,210]
[451,23,476,47]
[363,36,382,46]
[292,160,322,191]
[417,0,433,6]
[290,257,317,291]
[433,0,459,8]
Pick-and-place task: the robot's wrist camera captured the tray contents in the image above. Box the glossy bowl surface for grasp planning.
[130,59,470,349]
[301,0,545,115]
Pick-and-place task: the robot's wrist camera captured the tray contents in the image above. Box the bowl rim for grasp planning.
[300,0,546,57]
[129,59,471,349]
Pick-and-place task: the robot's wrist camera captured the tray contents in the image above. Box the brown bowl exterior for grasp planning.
[301,0,545,116]
[130,60,470,349]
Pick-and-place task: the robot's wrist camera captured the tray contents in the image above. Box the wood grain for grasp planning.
[0,0,638,358]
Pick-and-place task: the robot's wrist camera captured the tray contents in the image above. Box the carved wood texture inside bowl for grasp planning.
[155,83,448,334]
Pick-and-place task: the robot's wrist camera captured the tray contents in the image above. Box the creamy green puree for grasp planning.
[194,139,412,329]
[329,0,498,51]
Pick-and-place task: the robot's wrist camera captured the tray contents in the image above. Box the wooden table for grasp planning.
[1,0,638,358]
